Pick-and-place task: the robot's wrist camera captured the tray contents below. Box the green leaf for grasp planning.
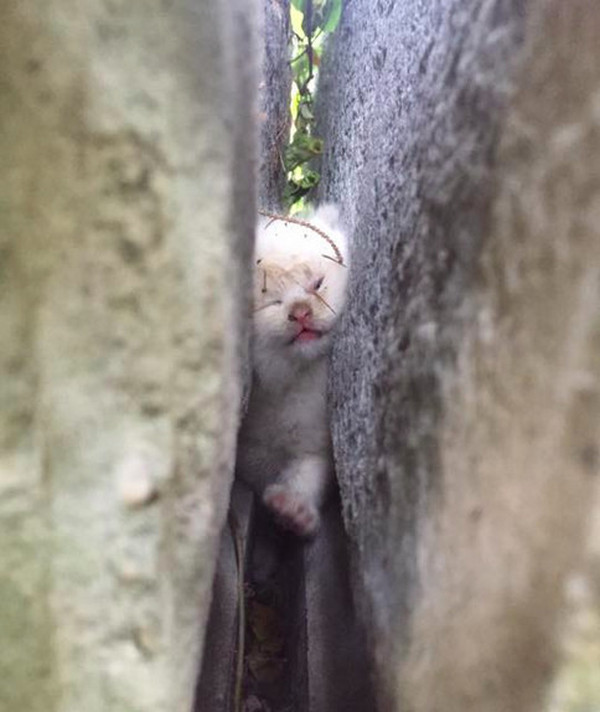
[288,197,308,215]
[308,137,323,154]
[295,168,321,188]
[290,5,306,38]
[293,52,310,88]
[285,0,342,209]
[284,178,317,205]
[299,103,314,121]
[320,0,342,32]
[284,133,324,170]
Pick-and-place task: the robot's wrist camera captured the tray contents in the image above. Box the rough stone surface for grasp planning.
[304,494,373,712]
[195,482,254,712]
[317,1,600,710]
[0,2,257,711]
[547,485,600,712]
[259,0,291,211]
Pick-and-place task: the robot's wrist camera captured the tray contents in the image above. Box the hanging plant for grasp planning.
[284,0,343,211]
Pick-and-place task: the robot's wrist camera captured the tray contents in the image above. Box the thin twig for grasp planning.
[289,46,309,64]
[287,273,336,315]
[229,510,246,712]
[302,0,314,96]
[322,253,347,267]
[312,289,336,315]
[258,210,345,266]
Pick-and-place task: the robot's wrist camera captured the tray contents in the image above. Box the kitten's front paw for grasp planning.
[263,484,319,538]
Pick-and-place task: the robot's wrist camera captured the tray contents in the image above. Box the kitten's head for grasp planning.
[252,205,349,365]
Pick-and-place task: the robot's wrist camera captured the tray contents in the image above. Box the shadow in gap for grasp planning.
[195,482,375,712]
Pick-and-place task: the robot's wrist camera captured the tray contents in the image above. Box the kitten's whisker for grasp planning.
[289,275,307,291]
[313,291,336,315]
[287,274,337,315]
[262,269,267,293]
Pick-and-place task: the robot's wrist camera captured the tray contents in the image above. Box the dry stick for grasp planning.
[229,509,246,712]
[288,272,337,315]
[258,210,345,266]
[313,288,336,315]
[301,0,315,96]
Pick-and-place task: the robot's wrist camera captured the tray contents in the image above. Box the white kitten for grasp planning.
[236,205,349,537]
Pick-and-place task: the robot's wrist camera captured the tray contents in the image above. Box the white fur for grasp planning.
[236,205,349,536]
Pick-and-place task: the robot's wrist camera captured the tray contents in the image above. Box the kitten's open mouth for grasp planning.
[292,328,323,344]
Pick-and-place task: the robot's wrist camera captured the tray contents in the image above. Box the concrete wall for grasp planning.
[317,1,600,710]
[259,0,291,211]
[3,1,599,710]
[0,2,257,710]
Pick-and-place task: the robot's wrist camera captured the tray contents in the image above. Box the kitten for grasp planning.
[236,205,349,537]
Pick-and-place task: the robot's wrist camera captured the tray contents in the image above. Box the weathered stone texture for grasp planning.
[259,0,291,210]
[0,2,257,711]
[547,486,600,712]
[318,1,600,710]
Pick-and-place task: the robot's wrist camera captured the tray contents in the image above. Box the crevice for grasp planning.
[197,482,375,712]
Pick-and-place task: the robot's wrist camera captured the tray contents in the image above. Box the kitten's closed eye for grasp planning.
[254,299,282,312]
[312,276,324,291]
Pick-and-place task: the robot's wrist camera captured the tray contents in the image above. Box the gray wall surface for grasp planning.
[317,1,600,710]
[0,2,257,711]
[259,0,291,211]
[2,1,599,711]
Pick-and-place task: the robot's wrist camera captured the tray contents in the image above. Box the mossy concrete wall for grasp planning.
[318,1,600,710]
[0,2,257,711]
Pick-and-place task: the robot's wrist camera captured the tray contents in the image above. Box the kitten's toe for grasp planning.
[263,485,319,538]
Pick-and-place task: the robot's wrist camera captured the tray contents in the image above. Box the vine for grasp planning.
[284,0,343,211]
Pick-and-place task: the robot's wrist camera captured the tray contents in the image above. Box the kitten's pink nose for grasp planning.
[288,303,312,326]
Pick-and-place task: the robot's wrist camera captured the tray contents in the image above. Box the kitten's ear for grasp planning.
[312,203,342,232]
[256,214,270,233]
[312,203,350,265]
